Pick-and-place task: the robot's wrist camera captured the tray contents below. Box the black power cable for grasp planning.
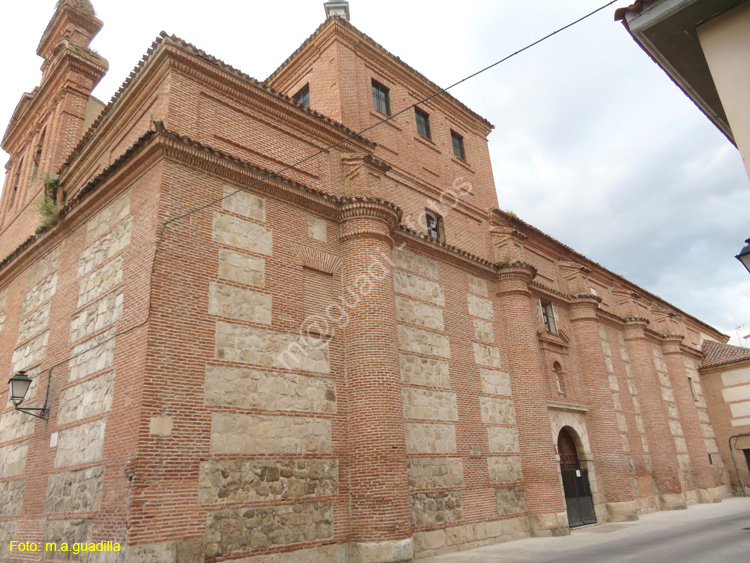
[13,1,619,408]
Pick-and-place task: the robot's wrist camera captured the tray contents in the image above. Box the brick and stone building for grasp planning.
[0,1,737,561]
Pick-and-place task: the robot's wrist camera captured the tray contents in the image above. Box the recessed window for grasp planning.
[372,79,391,115]
[425,208,444,242]
[451,130,466,161]
[554,362,565,397]
[294,84,310,107]
[540,299,557,334]
[415,107,431,139]
[708,454,713,466]
[688,376,699,402]
[34,127,47,167]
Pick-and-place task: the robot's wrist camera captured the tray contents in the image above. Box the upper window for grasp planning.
[34,127,47,167]
[294,84,310,107]
[425,209,444,242]
[415,107,431,139]
[372,79,391,115]
[540,299,557,334]
[451,130,466,161]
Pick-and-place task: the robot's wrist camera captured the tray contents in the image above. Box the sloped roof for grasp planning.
[67,31,374,169]
[701,340,750,369]
[265,16,494,130]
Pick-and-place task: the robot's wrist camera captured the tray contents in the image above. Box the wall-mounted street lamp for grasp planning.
[737,239,750,275]
[8,371,50,420]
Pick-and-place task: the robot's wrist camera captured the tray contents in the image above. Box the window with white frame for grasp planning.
[540,299,557,334]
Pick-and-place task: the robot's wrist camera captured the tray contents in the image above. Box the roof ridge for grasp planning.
[264,16,494,130]
[492,208,727,339]
[65,29,375,178]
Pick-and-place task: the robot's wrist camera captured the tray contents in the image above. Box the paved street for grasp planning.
[422,497,750,563]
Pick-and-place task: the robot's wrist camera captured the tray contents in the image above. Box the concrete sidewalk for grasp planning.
[420,497,750,562]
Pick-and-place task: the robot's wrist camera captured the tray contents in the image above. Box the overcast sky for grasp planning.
[2,0,749,344]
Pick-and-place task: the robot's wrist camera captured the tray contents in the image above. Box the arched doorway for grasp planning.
[558,427,597,527]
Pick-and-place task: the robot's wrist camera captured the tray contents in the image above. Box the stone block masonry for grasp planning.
[78,218,132,277]
[400,354,451,389]
[68,329,116,382]
[44,466,105,513]
[85,189,131,243]
[405,423,457,454]
[212,212,272,255]
[407,458,464,489]
[208,282,272,324]
[11,331,49,372]
[56,371,114,424]
[0,4,734,559]
[54,420,106,468]
[204,365,336,413]
[205,502,333,556]
[215,321,330,373]
[198,459,339,504]
[394,269,445,306]
[77,255,123,306]
[403,388,458,421]
[210,413,332,455]
[69,288,124,344]
[397,325,450,358]
[20,272,57,317]
[0,441,29,478]
[0,479,25,517]
[411,492,463,527]
[218,248,265,287]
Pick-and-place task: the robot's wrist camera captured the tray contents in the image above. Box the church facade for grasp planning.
[0,2,734,561]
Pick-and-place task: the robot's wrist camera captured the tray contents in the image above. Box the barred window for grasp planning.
[372,79,391,115]
[415,107,431,139]
[294,84,310,107]
[451,130,466,161]
[425,208,445,242]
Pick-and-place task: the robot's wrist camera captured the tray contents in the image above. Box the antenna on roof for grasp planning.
[324,1,350,21]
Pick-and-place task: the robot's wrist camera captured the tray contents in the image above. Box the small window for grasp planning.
[554,362,565,397]
[451,130,466,161]
[415,107,431,139]
[425,209,444,242]
[708,454,713,466]
[293,84,310,107]
[372,79,391,115]
[540,300,557,334]
[688,376,698,402]
[34,127,47,167]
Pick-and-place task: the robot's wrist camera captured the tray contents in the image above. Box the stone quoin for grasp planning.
[0,1,739,561]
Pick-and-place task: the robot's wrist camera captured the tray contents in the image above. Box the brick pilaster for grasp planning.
[495,262,568,535]
[661,335,716,494]
[569,295,637,519]
[339,198,413,560]
[623,318,684,507]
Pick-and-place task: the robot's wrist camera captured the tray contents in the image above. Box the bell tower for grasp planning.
[0,0,108,239]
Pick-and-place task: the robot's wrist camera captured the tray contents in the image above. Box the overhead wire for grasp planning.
[14,0,619,403]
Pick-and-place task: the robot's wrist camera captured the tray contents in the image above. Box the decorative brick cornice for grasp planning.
[497,262,537,281]
[496,262,537,297]
[569,293,603,322]
[661,333,685,342]
[623,316,650,326]
[339,198,402,246]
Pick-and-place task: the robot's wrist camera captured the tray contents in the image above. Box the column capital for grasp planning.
[661,334,685,355]
[569,293,602,321]
[623,316,650,341]
[496,261,537,296]
[339,197,401,246]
